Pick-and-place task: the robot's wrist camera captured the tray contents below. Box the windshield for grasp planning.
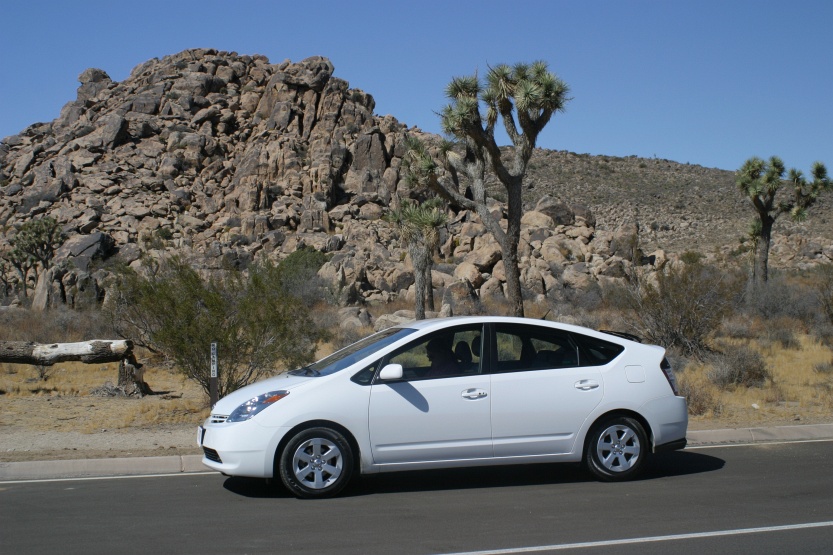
[289,327,416,377]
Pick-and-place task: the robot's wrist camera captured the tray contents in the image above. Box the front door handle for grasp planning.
[574,379,600,391]
[462,388,488,400]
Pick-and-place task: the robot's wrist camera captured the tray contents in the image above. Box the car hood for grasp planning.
[211,373,317,414]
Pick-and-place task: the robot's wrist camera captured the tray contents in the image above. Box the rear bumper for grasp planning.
[654,437,687,453]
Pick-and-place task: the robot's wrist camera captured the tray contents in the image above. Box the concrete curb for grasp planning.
[686,422,833,446]
[0,455,207,481]
[2,423,832,482]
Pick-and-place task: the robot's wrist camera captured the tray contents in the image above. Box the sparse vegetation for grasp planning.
[106,256,329,397]
[707,345,771,388]
[613,260,743,358]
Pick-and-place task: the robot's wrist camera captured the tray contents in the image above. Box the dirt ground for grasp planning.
[1,361,207,463]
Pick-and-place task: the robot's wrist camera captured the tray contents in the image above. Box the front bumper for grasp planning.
[197,420,289,478]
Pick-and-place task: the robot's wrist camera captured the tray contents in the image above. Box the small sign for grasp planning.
[210,342,218,378]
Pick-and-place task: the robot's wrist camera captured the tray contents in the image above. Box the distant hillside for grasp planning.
[0,48,830,311]
[524,149,833,257]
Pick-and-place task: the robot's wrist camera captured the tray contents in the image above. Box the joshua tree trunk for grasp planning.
[752,218,773,287]
[411,242,431,320]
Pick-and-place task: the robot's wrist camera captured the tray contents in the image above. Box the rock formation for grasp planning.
[1,49,830,313]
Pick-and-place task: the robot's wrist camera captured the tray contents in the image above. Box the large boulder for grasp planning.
[534,195,575,226]
[54,232,115,272]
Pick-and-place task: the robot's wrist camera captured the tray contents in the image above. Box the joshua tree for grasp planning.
[10,217,64,271]
[403,61,570,317]
[385,198,448,319]
[736,156,831,287]
[1,217,66,297]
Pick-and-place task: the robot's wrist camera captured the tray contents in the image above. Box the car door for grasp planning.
[489,323,604,457]
[368,325,492,464]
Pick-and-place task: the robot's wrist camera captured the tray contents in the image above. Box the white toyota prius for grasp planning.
[198,316,688,498]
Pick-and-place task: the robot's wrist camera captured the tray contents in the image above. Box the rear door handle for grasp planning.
[574,380,599,391]
[462,388,488,400]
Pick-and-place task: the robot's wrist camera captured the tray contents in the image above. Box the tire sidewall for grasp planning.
[585,416,648,482]
[279,427,354,498]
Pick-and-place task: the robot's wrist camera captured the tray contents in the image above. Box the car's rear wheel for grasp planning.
[278,427,354,498]
[585,416,648,481]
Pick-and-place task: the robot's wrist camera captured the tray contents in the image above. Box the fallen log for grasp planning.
[0,340,151,396]
[0,340,133,365]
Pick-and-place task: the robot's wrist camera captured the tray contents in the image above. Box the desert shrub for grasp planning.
[814,359,833,374]
[664,353,690,374]
[613,261,743,358]
[721,315,758,340]
[812,324,833,348]
[678,377,721,416]
[811,264,833,326]
[106,256,329,398]
[680,251,704,265]
[276,247,329,305]
[707,345,771,388]
[0,306,115,342]
[332,324,375,351]
[745,272,821,323]
[155,227,174,241]
[763,326,801,350]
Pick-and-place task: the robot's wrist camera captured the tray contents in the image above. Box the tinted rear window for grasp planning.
[572,333,625,365]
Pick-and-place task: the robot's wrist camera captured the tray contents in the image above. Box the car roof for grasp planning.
[393,316,643,346]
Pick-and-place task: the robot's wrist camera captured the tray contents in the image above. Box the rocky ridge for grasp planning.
[1,48,831,315]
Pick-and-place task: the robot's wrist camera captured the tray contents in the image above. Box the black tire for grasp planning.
[278,427,354,498]
[585,416,648,482]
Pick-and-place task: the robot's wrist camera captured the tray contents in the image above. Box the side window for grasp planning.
[494,324,579,373]
[385,325,482,380]
[572,333,624,366]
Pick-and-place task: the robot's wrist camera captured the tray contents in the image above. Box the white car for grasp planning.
[198,316,688,498]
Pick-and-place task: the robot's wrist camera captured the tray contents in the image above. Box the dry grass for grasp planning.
[683,334,833,429]
[0,360,208,434]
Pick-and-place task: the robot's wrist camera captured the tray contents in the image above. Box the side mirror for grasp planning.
[378,363,404,381]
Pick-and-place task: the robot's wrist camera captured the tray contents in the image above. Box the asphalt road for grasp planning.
[2,441,832,555]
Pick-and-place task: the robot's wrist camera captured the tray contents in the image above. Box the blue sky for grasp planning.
[1,0,831,172]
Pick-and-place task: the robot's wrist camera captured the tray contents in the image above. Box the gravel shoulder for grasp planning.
[3,405,831,464]
[1,424,200,463]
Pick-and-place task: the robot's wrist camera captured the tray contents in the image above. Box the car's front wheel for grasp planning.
[278,427,354,498]
[585,416,648,481]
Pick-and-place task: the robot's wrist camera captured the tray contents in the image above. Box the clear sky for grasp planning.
[1,0,831,172]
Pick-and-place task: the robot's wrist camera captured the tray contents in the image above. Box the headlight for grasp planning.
[227,391,289,422]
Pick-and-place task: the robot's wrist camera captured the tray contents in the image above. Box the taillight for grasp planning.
[660,357,680,396]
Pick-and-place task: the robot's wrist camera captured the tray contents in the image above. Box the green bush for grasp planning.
[276,247,329,305]
[615,261,743,358]
[106,256,329,398]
